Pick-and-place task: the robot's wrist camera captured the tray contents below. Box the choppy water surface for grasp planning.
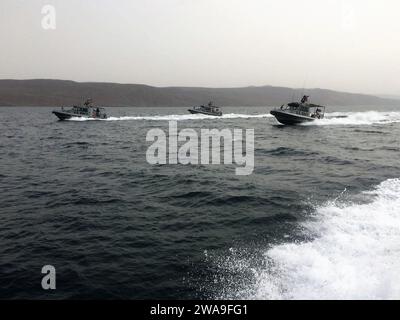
[1,105,400,299]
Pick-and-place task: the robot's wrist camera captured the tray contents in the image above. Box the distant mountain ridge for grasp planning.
[0,79,398,107]
[377,94,400,100]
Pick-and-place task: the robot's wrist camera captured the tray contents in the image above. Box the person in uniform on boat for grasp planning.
[84,98,92,107]
[315,108,322,119]
[301,95,309,104]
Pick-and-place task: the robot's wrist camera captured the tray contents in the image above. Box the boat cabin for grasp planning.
[282,102,325,119]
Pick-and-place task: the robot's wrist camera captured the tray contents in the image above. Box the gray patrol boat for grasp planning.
[188,101,223,116]
[270,95,325,125]
[52,99,107,120]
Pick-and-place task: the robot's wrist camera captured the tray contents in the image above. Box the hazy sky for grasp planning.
[1,0,399,94]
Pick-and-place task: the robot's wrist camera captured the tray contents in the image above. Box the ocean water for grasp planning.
[1,105,400,299]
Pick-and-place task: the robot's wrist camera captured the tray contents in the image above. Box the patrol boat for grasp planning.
[188,101,223,116]
[52,99,107,120]
[270,95,325,125]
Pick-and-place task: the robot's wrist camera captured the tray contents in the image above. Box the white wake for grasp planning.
[222,178,400,300]
[303,111,400,126]
[254,178,400,299]
[68,110,400,127]
[68,113,272,121]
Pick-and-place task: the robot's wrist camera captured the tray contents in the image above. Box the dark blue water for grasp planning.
[1,106,400,299]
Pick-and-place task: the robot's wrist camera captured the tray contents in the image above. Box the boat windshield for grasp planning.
[70,106,90,115]
[280,103,325,118]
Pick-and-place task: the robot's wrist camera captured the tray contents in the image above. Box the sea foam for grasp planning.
[68,110,400,125]
[68,113,272,121]
[303,111,400,126]
[224,178,400,300]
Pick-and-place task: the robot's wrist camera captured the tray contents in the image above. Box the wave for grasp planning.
[68,110,400,126]
[258,147,319,157]
[68,113,272,122]
[219,178,400,300]
[303,111,400,126]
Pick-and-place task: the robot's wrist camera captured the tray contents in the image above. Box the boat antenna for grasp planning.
[301,79,306,102]
[301,68,310,101]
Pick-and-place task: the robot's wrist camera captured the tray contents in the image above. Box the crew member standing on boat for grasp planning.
[84,98,92,107]
[301,95,309,104]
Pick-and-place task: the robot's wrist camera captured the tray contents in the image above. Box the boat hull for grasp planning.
[52,111,76,120]
[270,110,315,125]
[188,109,222,116]
[52,111,107,121]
